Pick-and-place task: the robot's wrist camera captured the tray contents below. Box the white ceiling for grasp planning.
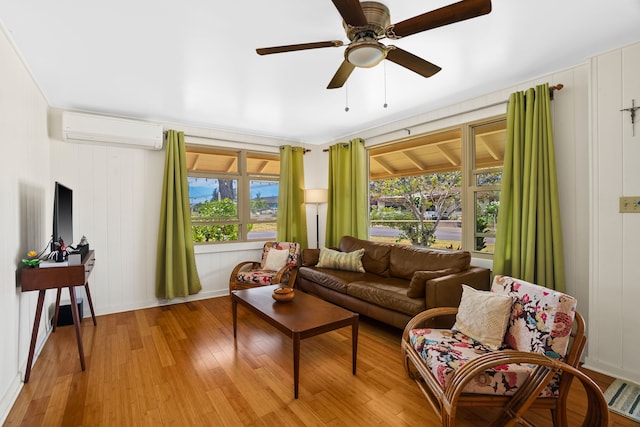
[1,1,639,144]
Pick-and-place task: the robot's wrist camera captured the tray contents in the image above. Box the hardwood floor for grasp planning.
[5,295,638,426]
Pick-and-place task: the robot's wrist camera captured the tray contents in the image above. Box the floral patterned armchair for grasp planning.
[229,241,300,292]
[401,275,608,427]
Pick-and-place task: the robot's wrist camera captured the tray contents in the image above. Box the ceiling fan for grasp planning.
[256,0,492,89]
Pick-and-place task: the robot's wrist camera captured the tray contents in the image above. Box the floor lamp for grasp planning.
[305,188,328,249]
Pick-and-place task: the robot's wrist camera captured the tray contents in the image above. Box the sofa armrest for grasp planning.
[301,248,320,266]
[424,267,491,327]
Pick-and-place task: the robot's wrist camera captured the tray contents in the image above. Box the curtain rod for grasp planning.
[323,83,565,151]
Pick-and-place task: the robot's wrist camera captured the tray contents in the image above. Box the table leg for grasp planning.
[352,318,358,375]
[52,288,62,332]
[24,289,46,384]
[24,290,46,383]
[232,298,238,339]
[84,282,97,325]
[68,286,86,371]
[293,333,301,399]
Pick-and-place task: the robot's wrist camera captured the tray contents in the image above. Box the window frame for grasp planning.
[463,116,506,258]
[186,146,280,244]
[368,115,505,258]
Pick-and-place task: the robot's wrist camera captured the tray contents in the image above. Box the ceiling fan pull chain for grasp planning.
[383,61,388,108]
[345,83,350,112]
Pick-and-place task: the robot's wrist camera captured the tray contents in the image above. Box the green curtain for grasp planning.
[155,130,202,299]
[493,83,565,291]
[325,138,368,248]
[276,145,308,248]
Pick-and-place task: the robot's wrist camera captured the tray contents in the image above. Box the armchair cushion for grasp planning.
[235,269,279,286]
[260,242,300,269]
[453,284,514,350]
[492,275,577,359]
[409,327,559,397]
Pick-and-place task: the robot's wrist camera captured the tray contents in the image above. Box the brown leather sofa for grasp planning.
[296,236,491,329]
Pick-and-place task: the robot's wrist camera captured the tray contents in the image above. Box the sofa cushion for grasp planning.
[339,236,392,277]
[317,247,365,272]
[298,266,377,294]
[406,268,461,298]
[453,284,514,350]
[389,246,471,280]
[346,280,425,316]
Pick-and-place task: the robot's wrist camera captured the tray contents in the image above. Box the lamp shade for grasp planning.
[305,188,328,204]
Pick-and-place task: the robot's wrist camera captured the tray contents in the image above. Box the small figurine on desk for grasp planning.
[76,235,90,260]
[78,235,89,246]
[48,238,71,262]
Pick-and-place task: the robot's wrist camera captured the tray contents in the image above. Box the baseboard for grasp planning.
[93,289,229,317]
[0,373,24,425]
[583,357,640,385]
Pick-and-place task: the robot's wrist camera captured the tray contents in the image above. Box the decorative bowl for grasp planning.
[272,287,295,303]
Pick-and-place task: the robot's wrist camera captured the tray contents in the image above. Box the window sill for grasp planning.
[194,241,266,255]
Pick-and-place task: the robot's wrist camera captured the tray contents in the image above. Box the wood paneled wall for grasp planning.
[586,41,640,383]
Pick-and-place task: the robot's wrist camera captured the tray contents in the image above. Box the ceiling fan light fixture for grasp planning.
[345,40,386,68]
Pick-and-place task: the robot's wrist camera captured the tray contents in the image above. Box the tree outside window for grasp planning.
[368,117,505,256]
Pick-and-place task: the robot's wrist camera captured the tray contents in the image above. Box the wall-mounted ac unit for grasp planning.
[62,112,164,150]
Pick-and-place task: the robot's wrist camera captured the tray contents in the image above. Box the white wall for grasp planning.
[585,41,640,383]
[0,25,51,422]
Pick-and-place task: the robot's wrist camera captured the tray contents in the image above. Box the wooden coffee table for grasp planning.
[231,284,359,398]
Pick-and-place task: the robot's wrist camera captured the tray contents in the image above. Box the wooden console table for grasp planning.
[20,250,96,383]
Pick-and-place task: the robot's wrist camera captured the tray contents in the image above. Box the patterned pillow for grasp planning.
[453,284,514,350]
[316,247,365,272]
[491,275,577,359]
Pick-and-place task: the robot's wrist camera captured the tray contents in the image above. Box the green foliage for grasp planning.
[250,198,270,214]
[191,198,252,242]
[475,200,499,251]
[369,172,461,247]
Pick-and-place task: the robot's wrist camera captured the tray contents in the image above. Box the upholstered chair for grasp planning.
[229,241,300,292]
[401,275,608,427]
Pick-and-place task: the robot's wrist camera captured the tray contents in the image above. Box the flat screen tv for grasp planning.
[52,182,73,253]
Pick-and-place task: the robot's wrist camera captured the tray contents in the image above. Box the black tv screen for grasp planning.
[52,182,73,249]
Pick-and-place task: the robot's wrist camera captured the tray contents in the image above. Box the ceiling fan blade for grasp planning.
[257,40,344,55]
[386,47,441,78]
[327,60,356,89]
[331,0,368,27]
[389,0,492,38]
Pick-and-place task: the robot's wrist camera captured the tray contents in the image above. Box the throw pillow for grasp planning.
[406,268,460,298]
[316,247,365,273]
[263,248,290,271]
[453,284,514,350]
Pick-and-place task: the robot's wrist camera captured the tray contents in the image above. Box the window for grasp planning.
[368,116,505,256]
[186,147,280,243]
